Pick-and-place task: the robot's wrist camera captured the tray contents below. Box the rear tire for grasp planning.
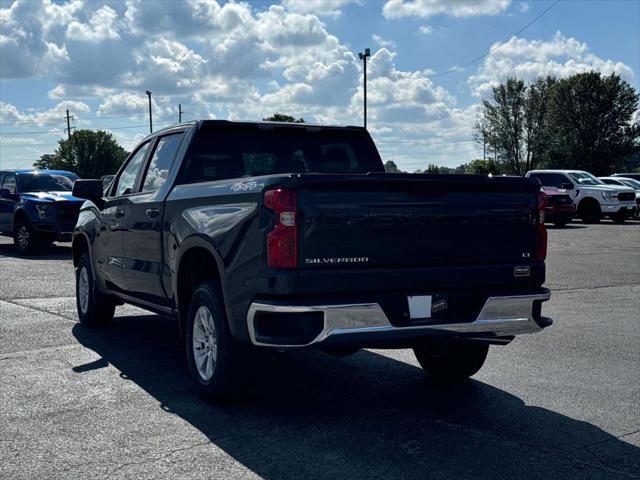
[553,219,569,227]
[185,282,244,403]
[413,337,489,382]
[76,253,115,327]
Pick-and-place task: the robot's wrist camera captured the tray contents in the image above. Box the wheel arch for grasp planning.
[72,232,91,268]
[12,208,29,230]
[174,237,230,339]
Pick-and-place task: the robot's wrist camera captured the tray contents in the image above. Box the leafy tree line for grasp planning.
[474,72,639,176]
[35,130,128,179]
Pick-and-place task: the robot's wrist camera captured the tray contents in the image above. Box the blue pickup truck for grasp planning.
[0,169,85,253]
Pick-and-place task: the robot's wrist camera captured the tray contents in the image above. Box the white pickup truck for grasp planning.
[526,170,637,223]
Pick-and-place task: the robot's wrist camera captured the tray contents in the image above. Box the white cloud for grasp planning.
[66,5,120,42]
[418,25,432,35]
[124,0,252,37]
[96,92,168,119]
[0,0,63,77]
[1,100,91,126]
[382,0,511,19]
[372,34,396,49]
[282,0,356,17]
[468,32,635,97]
[519,2,530,13]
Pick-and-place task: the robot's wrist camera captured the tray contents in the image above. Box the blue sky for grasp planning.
[1,0,639,172]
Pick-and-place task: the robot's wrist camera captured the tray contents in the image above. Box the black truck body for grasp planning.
[72,120,551,402]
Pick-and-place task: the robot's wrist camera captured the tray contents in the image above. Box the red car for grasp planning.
[542,187,576,227]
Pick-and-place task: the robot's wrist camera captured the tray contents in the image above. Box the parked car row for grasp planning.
[2,165,638,254]
[526,170,638,224]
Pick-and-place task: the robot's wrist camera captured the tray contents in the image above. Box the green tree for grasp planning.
[263,113,305,123]
[425,164,440,173]
[384,160,402,173]
[546,72,639,175]
[476,77,554,175]
[466,159,502,175]
[34,130,128,178]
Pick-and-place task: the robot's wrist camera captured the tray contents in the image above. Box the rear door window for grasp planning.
[1,174,17,194]
[141,133,184,192]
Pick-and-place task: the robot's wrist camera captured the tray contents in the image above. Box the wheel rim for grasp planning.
[192,305,218,381]
[16,225,30,251]
[78,267,90,314]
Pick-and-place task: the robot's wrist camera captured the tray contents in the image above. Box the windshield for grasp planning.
[17,173,76,192]
[568,172,604,186]
[619,178,640,189]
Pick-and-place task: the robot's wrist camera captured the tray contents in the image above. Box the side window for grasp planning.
[2,174,17,194]
[141,133,184,192]
[113,142,150,197]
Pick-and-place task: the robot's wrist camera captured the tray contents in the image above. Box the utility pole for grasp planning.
[65,109,74,140]
[178,103,183,123]
[145,90,153,133]
[358,48,371,129]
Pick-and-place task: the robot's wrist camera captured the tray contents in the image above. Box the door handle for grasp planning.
[145,208,160,218]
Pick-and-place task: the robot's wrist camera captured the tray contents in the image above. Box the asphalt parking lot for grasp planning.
[1,220,638,479]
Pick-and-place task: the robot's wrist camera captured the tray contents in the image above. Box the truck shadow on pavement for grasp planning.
[72,314,639,479]
[0,241,72,260]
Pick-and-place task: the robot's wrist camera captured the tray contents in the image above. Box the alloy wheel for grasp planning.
[192,305,218,381]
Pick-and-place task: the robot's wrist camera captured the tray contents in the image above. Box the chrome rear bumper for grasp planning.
[247,290,551,348]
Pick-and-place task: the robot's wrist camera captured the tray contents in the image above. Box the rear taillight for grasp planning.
[264,188,298,269]
[535,191,548,261]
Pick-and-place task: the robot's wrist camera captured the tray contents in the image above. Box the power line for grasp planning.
[425,0,561,79]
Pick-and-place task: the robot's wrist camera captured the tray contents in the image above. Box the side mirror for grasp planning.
[561,182,574,190]
[73,179,104,204]
[0,188,10,198]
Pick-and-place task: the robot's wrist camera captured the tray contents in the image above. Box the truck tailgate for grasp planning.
[295,174,540,269]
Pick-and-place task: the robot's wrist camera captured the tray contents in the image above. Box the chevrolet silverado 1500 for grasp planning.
[72,120,552,402]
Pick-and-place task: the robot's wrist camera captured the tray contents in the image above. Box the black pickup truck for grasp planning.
[72,120,552,402]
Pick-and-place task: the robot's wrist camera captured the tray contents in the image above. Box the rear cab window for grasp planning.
[178,124,383,185]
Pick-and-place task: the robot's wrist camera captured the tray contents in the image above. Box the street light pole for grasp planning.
[358,48,371,129]
[145,90,153,133]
